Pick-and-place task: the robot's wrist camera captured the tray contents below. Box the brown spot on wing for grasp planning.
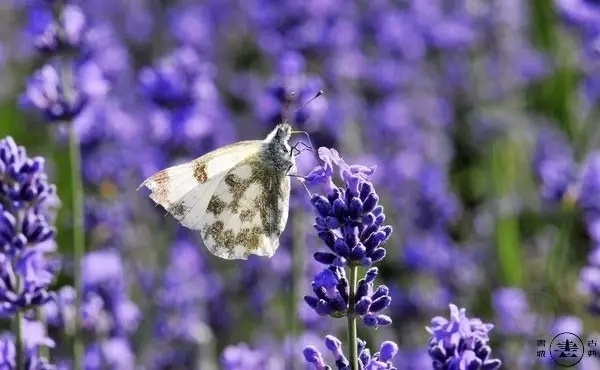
[236,226,263,252]
[207,195,227,216]
[193,161,208,183]
[239,209,257,222]
[147,170,170,206]
[168,200,187,217]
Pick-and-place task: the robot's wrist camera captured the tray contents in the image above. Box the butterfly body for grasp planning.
[139,123,295,259]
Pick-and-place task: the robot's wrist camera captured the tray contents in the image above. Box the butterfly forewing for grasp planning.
[139,140,263,223]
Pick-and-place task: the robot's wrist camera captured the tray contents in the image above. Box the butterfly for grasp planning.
[138,123,297,260]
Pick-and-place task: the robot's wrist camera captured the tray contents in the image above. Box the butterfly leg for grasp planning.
[288,174,312,197]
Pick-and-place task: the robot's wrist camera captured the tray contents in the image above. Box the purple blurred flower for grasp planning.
[221,343,272,370]
[413,166,459,232]
[151,238,219,367]
[27,2,86,53]
[80,249,140,336]
[89,338,136,370]
[578,152,600,243]
[0,319,55,369]
[139,46,202,109]
[255,51,325,129]
[167,4,214,51]
[139,46,233,152]
[579,246,600,315]
[532,128,576,203]
[556,0,600,30]
[492,287,533,336]
[44,250,139,369]
[20,63,92,122]
[426,303,501,370]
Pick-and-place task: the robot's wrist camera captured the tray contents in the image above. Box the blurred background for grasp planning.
[1,0,600,369]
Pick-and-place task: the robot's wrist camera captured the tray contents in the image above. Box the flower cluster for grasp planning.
[305,265,392,329]
[0,136,59,365]
[532,127,576,204]
[0,318,56,369]
[307,148,389,268]
[303,335,399,370]
[20,1,108,122]
[139,45,232,154]
[302,147,395,368]
[43,249,140,368]
[426,304,501,370]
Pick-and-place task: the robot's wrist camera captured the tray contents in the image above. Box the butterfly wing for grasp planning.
[138,140,263,229]
[199,156,292,259]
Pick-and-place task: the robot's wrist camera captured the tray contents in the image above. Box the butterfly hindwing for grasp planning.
[200,156,291,259]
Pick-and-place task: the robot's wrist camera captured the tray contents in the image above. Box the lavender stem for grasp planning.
[62,54,85,369]
[347,264,358,370]
[14,305,23,370]
[68,113,85,370]
[14,211,24,370]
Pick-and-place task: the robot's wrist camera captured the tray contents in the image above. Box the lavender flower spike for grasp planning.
[426,303,502,370]
[0,136,59,315]
[303,335,399,370]
[307,147,390,268]
[303,147,396,370]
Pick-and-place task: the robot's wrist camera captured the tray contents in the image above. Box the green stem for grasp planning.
[347,264,359,370]
[55,2,85,363]
[35,308,49,358]
[14,309,24,370]
[13,211,24,370]
[68,115,85,369]
[289,209,304,370]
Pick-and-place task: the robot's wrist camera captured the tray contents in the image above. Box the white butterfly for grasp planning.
[138,123,296,260]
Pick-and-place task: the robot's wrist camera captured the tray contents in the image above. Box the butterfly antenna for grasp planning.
[289,89,323,153]
[293,90,324,116]
[283,91,296,123]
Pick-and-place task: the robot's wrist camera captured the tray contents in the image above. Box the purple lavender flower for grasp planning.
[254,51,325,129]
[306,147,389,268]
[221,343,273,370]
[43,250,139,369]
[426,303,501,370]
[532,128,576,203]
[579,246,600,314]
[578,152,600,242]
[303,147,396,368]
[138,45,233,152]
[84,337,135,370]
[150,238,220,368]
[0,319,55,369]
[0,137,59,315]
[556,0,600,30]
[492,287,533,336]
[79,250,140,337]
[303,335,399,370]
[139,46,202,109]
[20,63,88,122]
[27,2,86,53]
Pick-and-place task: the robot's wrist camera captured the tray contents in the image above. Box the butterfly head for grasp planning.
[265,122,292,144]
